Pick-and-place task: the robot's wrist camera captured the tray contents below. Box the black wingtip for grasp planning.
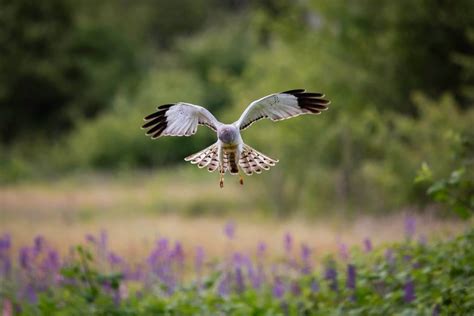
[142,103,174,138]
[281,89,306,94]
[158,103,174,110]
[282,89,330,112]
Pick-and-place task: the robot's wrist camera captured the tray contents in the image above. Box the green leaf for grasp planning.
[448,168,465,185]
[415,162,433,183]
[427,181,447,195]
[453,204,470,219]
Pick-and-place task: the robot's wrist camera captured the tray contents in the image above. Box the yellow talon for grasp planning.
[239,174,244,185]
[219,172,224,188]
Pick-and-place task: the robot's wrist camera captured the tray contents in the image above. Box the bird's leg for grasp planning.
[219,168,224,188]
[239,172,244,185]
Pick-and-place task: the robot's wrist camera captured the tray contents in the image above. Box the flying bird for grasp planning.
[142,89,330,188]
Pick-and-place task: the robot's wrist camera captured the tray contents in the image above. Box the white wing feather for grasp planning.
[234,89,330,130]
[142,102,221,139]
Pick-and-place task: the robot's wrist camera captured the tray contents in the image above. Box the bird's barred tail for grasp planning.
[224,151,239,175]
[184,142,219,172]
[239,144,278,175]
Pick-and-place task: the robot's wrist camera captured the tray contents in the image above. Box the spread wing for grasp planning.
[142,102,221,139]
[234,89,330,130]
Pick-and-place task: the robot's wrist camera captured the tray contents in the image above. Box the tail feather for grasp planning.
[248,151,271,170]
[219,151,238,175]
[240,153,253,175]
[185,143,219,172]
[228,152,239,175]
[186,143,279,176]
[239,144,278,175]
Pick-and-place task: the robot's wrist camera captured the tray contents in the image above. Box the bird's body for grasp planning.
[142,89,330,187]
[217,124,241,175]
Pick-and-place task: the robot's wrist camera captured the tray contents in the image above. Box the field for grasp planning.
[0,171,466,259]
[1,172,473,315]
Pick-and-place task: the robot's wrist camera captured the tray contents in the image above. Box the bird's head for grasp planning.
[218,125,238,144]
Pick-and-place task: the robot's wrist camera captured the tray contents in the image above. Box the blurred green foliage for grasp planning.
[1,0,474,215]
[416,130,474,218]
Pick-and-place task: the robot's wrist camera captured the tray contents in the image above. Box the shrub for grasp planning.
[2,226,474,315]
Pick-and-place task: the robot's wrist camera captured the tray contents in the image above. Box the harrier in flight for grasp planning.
[142,89,330,188]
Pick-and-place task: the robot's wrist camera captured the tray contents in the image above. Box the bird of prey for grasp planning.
[142,89,330,188]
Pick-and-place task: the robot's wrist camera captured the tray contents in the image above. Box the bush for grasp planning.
[2,228,474,315]
[416,130,474,218]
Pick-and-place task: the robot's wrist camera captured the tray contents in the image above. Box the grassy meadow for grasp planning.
[0,171,467,260]
[0,172,472,315]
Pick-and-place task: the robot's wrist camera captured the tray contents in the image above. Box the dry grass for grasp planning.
[1,212,467,262]
[0,172,469,261]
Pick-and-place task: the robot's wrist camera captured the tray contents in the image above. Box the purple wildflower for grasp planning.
[235,267,245,293]
[148,238,169,266]
[272,277,285,299]
[338,242,349,261]
[310,278,320,293]
[147,237,177,293]
[162,275,176,295]
[257,241,267,258]
[19,247,30,270]
[232,252,250,293]
[284,233,293,253]
[248,263,262,290]
[324,263,338,292]
[24,284,37,304]
[300,243,312,275]
[172,242,184,269]
[346,264,356,290]
[363,238,373,252]
[99,230,108,254]
[48,250,59,267]
[301,243,311,261]
[34,235,45,254]
[0,234,11,251]
[249,265,266,289]
[0,234,12,277]
[232,252,243,266]
[40,250,60,274]
[194,246,205,276]
[157,238,169,251]
[404,278,416,303]
[217,273,230,297]
[224,221,235,240]
[108,252,123,266]
[404,216,416,240]
[85,234,96,244]
[126,264,143,281]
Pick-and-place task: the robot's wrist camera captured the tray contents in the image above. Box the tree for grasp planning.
[0,0,141,143]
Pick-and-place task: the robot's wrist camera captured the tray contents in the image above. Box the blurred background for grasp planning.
[1,0,473,257]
